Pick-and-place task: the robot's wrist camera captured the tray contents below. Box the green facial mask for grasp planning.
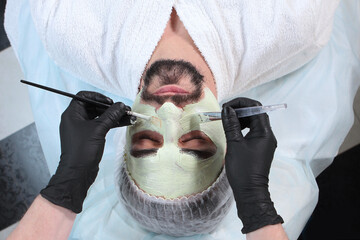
[125,88,226,199]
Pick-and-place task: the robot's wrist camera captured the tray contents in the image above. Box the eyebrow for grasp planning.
[130,148,158,158]
[180,148,215,159]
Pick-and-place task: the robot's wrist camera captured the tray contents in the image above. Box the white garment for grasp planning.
[5,0,360,239]
[27,0,339,103]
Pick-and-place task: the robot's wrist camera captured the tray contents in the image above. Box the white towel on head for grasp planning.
[28,0,339,102]
[28,0,175,100]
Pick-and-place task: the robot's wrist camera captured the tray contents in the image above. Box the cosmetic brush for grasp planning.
[181,103,287,125]
[20,79,159,124]
[200,103,287,122]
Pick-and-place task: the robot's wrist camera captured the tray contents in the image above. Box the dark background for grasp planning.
[0,0,10,50]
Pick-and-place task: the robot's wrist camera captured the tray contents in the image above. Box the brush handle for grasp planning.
[234,104,287,118]
[20,80,111,109]
[203,104,287,121]
[20,79,154,121]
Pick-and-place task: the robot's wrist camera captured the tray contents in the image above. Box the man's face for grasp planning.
[124,60,226,199]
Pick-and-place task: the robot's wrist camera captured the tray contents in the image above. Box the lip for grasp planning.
[154,85,189,95]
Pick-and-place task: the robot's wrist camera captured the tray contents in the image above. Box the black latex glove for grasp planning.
[40,91,133,213]
[222,97,284,234]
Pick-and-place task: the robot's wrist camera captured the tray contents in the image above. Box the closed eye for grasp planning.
[178,130,217,159]
[131,148,158,158]
[181,149,215,159]
[131,130,163,157]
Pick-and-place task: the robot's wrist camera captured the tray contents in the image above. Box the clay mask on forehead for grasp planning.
[125,88,226,199]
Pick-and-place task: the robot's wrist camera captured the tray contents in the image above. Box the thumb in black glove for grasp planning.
[41,91,133,213]
[222,97,283,234]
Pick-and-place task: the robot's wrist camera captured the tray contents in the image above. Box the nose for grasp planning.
[156,102,183,118]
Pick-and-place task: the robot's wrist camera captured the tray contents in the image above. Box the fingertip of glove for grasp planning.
[222,106,231,116]
[222,102,230,109]
[222,106,238,128]
[130,115,137,122]
[109,102,127,112]
[222,106,237,119]
[115,102,125,108]
[106,97,114,105]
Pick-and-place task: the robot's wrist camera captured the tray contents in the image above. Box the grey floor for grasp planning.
[0,47,51,239]
[0,123,50,230]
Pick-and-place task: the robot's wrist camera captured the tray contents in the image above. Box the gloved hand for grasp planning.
[40,91,133,213]
[222,97,284,234]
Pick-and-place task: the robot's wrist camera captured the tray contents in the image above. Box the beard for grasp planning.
[141,60,204,106]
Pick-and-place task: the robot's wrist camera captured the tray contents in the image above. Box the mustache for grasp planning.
[141,60,204,106]
[142,87,203,106]
[143,59,204,86]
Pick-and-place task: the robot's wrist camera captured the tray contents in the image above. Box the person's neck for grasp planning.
[140,8,217,98]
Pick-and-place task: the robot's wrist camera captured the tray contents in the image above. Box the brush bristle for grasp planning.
[150,117,162,127]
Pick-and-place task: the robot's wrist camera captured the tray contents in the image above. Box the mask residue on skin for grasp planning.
[125,88,226,199]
